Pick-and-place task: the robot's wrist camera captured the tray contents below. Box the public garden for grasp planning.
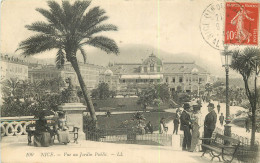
[1,1,260,163]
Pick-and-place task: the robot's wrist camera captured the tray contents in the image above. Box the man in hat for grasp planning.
[180,103,191,151]
[202,103,217,151]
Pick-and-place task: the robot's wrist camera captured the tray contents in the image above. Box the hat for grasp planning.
[183,103,190,110]
[207,103,215,108]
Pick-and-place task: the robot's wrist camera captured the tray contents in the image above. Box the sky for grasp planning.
[1,0,258,77]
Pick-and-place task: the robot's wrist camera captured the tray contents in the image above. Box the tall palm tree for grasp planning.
[17,1,119,122]
[230,47,260,146]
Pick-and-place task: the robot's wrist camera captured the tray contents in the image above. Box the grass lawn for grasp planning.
[97,112,175,132]
[93,98,171,112]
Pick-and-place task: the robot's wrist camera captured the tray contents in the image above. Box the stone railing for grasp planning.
[0,116,53,137]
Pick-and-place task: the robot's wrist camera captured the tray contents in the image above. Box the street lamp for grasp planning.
[221,47,233,137]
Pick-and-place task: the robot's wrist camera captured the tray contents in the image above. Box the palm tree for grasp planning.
[17,1,119,123]
[1,78,21,100]
[230,47,260,146]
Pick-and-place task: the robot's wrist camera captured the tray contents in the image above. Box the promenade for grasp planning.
[2,135,221,163]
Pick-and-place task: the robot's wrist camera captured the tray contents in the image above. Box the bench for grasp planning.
[67,125,79,144]
[26,122,79,145]
[200,133,240,163]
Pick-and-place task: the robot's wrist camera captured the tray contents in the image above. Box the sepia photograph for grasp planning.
[0,0,259,162]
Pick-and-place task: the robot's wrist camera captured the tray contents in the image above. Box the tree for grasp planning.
[137,84,170,111]
[1,78,62,116]
[205,83,213,96]
[17,1,119,123]
[91,82,110,100]
[230,47,260,146]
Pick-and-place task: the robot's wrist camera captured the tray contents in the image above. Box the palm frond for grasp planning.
[62,1,73,24]
[230,48,260,79]
[83,36,119,54]
[25,21,59,36]
[56,49,65,69]
[79,47,87,63]
[47,1,66,31]
[18,34,60,55]
[85,24,117,37]
[80,6,108,32]
[36,8,65,33]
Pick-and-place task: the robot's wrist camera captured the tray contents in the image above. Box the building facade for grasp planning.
[107,53,210,95]
[29,62,106,90]
[0,54,28,81]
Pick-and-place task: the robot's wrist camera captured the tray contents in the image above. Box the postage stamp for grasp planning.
[225,2,259,45]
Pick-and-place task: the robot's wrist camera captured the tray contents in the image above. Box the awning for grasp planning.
[121,74,163,79]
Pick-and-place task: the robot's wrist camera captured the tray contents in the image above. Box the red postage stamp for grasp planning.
[225,2,259,45]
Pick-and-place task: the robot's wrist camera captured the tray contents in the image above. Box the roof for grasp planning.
[110,62,208,75]
[163,62,208,74]
[142,53,162,65]
[109,63,141,74]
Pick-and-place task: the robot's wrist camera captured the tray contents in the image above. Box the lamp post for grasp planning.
[221,48,233,137]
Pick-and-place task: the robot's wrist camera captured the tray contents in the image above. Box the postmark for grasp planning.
[200,1,225,50]
[225,2,259,45]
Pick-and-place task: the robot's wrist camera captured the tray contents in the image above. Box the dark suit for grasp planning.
[173,115,180,134]
[203,110,217,150]
[180,110,191,150]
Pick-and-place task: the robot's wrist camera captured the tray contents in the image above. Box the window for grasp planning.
[144,67,147,72]
[157,66,160,72]
[150,64,154,72]
[179,77,183,83]
[165,77,168,83]
[172,77,175,83]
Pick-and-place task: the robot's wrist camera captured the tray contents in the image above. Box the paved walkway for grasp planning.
[1,135,222,163]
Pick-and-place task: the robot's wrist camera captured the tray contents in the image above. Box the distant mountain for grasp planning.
[6,44,241,78]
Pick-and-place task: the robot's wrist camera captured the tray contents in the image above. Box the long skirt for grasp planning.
[57,130,70,144]
[190,124,200,152]
[34,132,51,147]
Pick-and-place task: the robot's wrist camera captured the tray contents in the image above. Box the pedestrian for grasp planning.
[145,121,153,134]
[245,116,250,133]
[56,111,70,144]
[219,113,224,126]
[217,102,221,114]
[34,114,52,147]
[180,103,192,151]
[202,103,217,152]
[173,113,180,135]
[189,105,202,152]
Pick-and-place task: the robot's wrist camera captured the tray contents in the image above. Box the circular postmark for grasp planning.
[200,1,225,50]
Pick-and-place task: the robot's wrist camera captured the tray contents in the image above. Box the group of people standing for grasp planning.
[179,102,217,152]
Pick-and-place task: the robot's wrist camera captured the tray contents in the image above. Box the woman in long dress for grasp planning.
[34,115,52,147]
[56,111,70,144]
[189,105,202,152]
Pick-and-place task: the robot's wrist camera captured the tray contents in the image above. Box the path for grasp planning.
[1,135,222,163]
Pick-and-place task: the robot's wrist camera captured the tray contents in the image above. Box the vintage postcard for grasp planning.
[1,0,260,162]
